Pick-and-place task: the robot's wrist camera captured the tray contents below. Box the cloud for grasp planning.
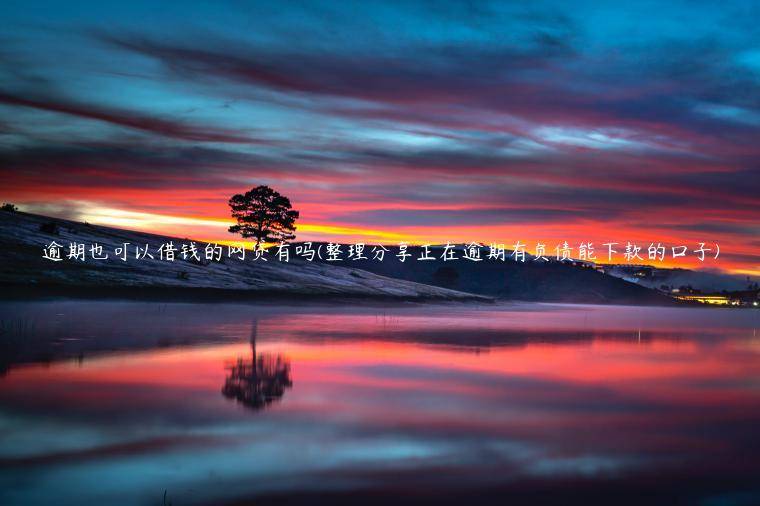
[99,32,760,151]
[331,207,612,227]
[0,90,265,144]
[1,1,758,273]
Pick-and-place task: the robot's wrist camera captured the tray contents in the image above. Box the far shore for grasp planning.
[0,283,710,309]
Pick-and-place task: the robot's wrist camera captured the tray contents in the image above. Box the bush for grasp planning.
[432,266,460,288]
[1,203,18,212]
[39,221,60,235]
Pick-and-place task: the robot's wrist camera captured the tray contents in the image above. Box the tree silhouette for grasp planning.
[222,320,293,410]
[228,186,299,247]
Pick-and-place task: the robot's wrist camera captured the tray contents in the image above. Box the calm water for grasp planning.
[0,301,759,505]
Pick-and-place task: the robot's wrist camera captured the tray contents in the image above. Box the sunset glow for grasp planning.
[0,1,757,275]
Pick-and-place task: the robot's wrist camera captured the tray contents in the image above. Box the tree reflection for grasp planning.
[222,320,292,410]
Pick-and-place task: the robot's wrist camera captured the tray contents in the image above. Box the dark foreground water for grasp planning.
[0,300,759,505]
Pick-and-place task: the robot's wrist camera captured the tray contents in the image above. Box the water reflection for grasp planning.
[0,301,758,505]
[222,321,292,410]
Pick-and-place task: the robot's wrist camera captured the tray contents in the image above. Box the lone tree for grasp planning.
[228,185,299,246]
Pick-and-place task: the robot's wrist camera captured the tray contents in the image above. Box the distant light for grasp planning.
[754,301,758,307]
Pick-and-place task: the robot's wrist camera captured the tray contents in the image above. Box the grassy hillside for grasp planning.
[0,211,486,302]
[306,243,675,305]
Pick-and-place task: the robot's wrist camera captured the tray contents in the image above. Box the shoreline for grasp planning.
[0,283,493,304]
[0,283,702,308]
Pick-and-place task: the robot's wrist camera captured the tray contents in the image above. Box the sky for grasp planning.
[0,0,758,274]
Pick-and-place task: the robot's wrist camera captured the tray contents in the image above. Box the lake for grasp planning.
[1,300,759,505]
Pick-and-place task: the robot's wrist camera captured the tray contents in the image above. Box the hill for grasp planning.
[305,243,675,305]
[0,211,486,302]
[0,210,677,305]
